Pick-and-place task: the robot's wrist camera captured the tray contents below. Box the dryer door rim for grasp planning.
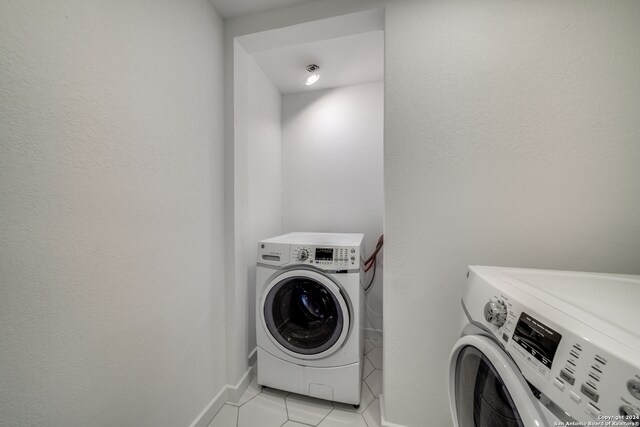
[449,334,548,427]
[260,269,351,360]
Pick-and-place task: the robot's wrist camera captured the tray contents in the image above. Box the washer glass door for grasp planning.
[450,335,547,427]
[455,345,523,427]
[263,270,350,358]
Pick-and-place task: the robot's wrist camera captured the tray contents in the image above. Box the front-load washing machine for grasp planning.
[256,232,365,405]
[450,266,640,427]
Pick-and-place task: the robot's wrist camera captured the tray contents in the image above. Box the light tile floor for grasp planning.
[209,340,383,427]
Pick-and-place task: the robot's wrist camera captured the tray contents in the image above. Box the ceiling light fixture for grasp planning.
[305,64,320,86]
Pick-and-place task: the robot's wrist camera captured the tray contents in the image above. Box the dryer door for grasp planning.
[449,335,547,427]
[261,269,350,360]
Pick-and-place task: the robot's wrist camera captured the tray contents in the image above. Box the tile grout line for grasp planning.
[238,389,261,407]
[308,398,335,427]
[361,396,379,427]
[233,371,382,427]
[315,406,334,427]
[287,395,335,427]
[232,378,263,411]
[364,356,377,379]
[284,392,290,422]
[365,348,382,370]
[235,403,239,427]
[363,374,377,403]
[365,354,372,367]
[316,400,337,426]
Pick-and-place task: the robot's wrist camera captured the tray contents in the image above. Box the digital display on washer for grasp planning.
[512,312,562,369]
[315,248,334,261]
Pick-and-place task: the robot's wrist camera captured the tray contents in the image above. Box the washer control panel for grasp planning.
[464,267,640,425]
[291,245,359,269]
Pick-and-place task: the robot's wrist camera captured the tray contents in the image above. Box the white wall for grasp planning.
[226,39,250,386]
[282,82,384,333]
[228,40,283,383]
[247,56,283,353]
[0,1,226,426]
[384,1,640,426]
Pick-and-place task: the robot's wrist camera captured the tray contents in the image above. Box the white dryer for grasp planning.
[450,266,640,427]
[256,232,364,405]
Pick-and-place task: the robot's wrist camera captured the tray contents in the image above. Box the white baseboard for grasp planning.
[226,363,255,404]
[188,363,255,427]
[188,386,228,427]
[379,394,408,427]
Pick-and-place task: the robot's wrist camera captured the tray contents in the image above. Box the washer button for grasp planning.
[581,384,599,403]
[569,391,582,404]
[554,378,565,391]
[587,403,601,418]
[560,369,576,385]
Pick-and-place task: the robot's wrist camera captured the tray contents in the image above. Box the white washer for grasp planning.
[450,266,640,427]
[256,232,365,405]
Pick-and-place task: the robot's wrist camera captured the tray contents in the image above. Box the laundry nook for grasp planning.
[1,1,640,427]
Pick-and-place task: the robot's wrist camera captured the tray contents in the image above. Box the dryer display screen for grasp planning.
[315,248,334,261]
[513,312,562,369]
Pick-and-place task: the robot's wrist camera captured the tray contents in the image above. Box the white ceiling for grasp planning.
[209,0,315,20]
[251,30,384,95]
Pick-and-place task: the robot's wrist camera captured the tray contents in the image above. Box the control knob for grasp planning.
[628,379,640,400]
[297,249,309,262]
[620,405,640,424]
[484,300,507,327]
